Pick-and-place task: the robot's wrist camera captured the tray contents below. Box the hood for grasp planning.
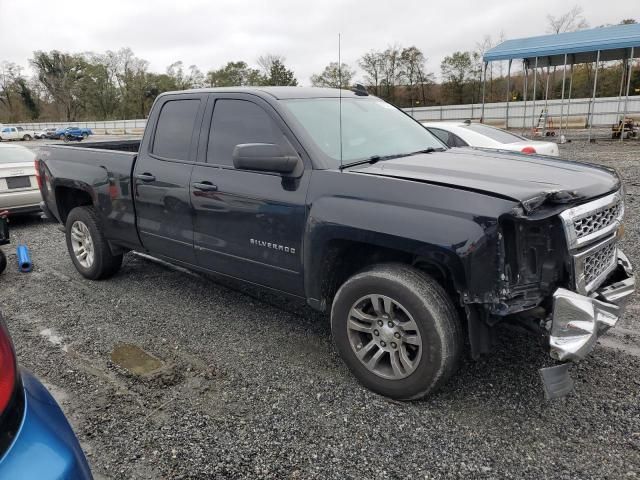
[353,148,619,212]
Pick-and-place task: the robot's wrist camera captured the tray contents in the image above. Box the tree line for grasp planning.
[0,9,637,123]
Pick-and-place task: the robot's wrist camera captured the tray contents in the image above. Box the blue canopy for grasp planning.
[484,23,640,67]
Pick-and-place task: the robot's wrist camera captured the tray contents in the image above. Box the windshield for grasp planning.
[283,97,444,167]
[461,124,527,144]
[0,146,35,164]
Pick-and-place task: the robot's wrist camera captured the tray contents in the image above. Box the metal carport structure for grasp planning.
[482,23,640,141]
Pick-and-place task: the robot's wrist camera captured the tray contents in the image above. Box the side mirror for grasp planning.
[232,143,300,174]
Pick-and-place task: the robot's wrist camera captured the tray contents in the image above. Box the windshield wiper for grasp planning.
[339,147,443,170]
[339,155,384,170]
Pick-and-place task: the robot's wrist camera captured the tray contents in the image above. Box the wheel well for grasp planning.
[320,240,459,308]
[55,187,93,223]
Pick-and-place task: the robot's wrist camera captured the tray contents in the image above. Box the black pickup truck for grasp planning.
[36,87,634,400]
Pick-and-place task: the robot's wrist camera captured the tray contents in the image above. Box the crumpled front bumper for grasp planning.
[549,250,635,362]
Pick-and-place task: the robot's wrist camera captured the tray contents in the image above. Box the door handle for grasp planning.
[135,173,156,182]
[192,182,218,192]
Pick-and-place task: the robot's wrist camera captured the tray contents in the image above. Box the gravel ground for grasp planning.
[1,138,640,479]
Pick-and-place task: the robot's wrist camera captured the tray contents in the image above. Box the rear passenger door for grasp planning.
[190,94,311,295]
[133,93,206,263]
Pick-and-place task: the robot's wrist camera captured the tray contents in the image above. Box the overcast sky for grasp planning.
[0,0,635,84]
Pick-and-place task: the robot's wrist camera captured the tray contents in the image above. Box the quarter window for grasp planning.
[207,99,288,166]
[152,99,201,161]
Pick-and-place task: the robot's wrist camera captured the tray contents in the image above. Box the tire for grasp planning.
[82,132,88,139]
[0,250,6,275]
[59,134,65,140]
[331,263,463,400]
[65,206,122,280]
[23,135,32,141]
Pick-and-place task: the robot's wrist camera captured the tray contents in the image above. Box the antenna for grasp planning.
[338,33,343,169]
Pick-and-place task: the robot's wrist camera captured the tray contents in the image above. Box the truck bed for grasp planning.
[37,141,141,251]
[64,139,141,153]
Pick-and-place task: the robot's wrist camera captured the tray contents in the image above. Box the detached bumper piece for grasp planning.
[541,250,634,398]
[549,250,634,362]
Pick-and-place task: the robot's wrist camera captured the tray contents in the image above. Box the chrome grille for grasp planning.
[573,201,622,240]
[583,241,616,287]
[559,190,624,294]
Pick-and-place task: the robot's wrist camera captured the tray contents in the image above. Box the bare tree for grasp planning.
[380,45,403,103]
[0,62,21,121]
[547,5,589,34]
[358,51,383,96]
[257,54,285,77]
[476,35,494,101]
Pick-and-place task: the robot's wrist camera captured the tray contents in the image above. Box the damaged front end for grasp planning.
[475,188,634,398]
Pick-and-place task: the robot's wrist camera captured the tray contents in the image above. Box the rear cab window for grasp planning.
[152,99,201,161]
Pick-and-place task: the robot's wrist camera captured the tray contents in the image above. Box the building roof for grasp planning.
[484,23,640,67]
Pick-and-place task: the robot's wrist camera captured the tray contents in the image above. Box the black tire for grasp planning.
[23,135,32,141]
[65,206,122,280]
[331,263,463,400]
[82,132,88,139]
[0,250,6,275]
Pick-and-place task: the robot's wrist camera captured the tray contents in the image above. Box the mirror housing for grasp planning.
[232,143,300,174]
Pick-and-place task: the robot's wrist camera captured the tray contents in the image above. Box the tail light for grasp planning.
[34,159,43,190]
[521,146,537,154]
[0,319,17,415]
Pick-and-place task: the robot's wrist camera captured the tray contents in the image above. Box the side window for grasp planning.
[207,99,288,166]
[452,134,468,147]
[1,128,9,133]
[429,128,453,147]
[152,99,200,161]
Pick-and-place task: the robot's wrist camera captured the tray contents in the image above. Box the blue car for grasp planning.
[54,127,93,141]
[0,315,92,479]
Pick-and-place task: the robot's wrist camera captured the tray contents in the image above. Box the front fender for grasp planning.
[304,194,502,309]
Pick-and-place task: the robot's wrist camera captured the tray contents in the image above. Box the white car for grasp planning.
[422,121,560,156]
[0,126,37,142]
[0,144,41,214]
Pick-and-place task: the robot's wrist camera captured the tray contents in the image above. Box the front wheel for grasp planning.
[82,132,88,139]
[65,206,122,280]
[331,264,463,400]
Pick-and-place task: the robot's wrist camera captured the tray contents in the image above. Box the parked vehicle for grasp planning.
[0,312,92,478]
[36,87,633,400]
[54,127,93,141]
[44,128,59,139]
[0,126,37,142]
[0,213,7,273]
[34,129,48,139]
[611,118,639,139]
[0,144,41,214]
[422,121,560,156]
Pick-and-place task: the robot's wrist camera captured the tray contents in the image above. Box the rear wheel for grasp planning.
[22,135,32,141]
[331,263,463,400]
[65,206,122,280]
[0,250,6,274]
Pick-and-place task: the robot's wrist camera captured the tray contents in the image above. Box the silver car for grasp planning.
[0,144,41,214]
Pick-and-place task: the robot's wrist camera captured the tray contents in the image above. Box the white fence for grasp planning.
[8,95,640,132]
[406,95,640,128]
